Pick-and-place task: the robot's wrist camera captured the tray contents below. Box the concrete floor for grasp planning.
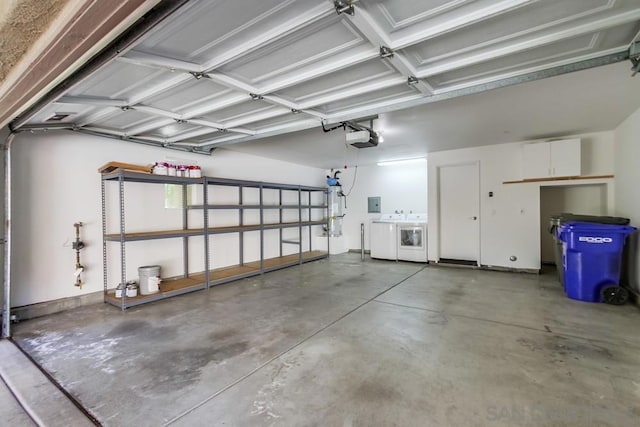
[9,253,640,426]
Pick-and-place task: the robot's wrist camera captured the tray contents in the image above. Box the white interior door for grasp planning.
[438,163,480,262]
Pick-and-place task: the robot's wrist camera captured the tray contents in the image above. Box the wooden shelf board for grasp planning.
[105,252,328,307]
[246,251,328,269]
[503,174,614,184]
[188,205,327,210]
[105,221,327,241]
[105,276,204,305]
[188,264,260,282]
[102,170,325,192]
[105,228,204,240]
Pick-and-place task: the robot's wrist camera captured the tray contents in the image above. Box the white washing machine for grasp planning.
[397,214,428,262]
[370,214,405,260]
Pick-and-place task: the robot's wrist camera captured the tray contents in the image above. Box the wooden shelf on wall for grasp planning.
[104,251,328,308]
[503,175,614,184]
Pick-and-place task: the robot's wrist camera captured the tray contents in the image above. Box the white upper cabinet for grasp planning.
[522,139,581,179]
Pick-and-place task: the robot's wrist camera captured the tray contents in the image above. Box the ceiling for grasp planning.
[227,61,640,168]
[10,0,640,159]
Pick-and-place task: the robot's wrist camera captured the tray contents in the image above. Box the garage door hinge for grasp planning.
[334,1,354,16]
[190,72,208,80]
[380,46,394,59]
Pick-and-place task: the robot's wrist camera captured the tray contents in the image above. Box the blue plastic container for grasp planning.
[557,221,636,302]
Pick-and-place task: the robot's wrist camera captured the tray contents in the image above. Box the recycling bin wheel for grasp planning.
[601,286,629,305]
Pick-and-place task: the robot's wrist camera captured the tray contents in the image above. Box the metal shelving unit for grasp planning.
[101,170,328,310]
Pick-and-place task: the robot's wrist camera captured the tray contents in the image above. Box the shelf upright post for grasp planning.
[326,189,330,256]
[101,177,108,301]
[278,188,283,258]
[239,186,244,266]
[203,178,210,288]
[308,190,312,253]
[182,183,189,278]
[259,184,264,272]
[118,171,127,311]
[298,186,302,264]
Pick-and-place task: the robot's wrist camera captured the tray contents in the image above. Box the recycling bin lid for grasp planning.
[560,221,636,233]
[553,213,630,225]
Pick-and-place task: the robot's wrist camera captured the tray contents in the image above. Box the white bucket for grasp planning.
[138,265,161,295]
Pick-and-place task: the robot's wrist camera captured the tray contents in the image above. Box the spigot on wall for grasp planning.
[73,222,85,288]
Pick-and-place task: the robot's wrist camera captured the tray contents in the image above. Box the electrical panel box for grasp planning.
[368,196,381,213]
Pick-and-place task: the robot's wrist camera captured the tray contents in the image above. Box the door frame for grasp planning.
[435,161,481,265]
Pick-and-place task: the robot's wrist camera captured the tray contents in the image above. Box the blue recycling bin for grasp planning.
[557,222,636,303]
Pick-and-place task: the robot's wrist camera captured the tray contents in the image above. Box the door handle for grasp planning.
[470,216,478,220]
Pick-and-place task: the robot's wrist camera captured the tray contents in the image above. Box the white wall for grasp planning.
[332,161,427,252]
[614,106,640,292]
[11,131,324,307]
[0,127,7,309]
[428,132,614,270]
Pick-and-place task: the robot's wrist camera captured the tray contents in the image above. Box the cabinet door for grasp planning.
[522,142,550,179]
[550,139,581,177]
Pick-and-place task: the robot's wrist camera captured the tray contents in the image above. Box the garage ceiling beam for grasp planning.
[77,127,201,153]
[188,119,255,136]
[118,45,380,96]
[57,96,128,108]
[120,51,201,73]
[261,95,326,119]
[117,49,377,118]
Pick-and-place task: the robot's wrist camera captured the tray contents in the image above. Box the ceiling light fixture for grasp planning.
[377,158,426,166]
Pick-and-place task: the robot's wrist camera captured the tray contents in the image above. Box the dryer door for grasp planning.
[397,224,427,262]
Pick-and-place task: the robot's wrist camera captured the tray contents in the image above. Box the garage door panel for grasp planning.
[317,85,421,115]
[429,24,640,89]
[358,0,484,34]
[275,59,398,103]
[242,114,313,132]
[402,0,615,67]
[143,122,203,139]
[135,0,326,64]
[219,16,371,86]
[92,109,159,130]
[67,60,174,100]
[198,100,277,124]
[143,79,235,114]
